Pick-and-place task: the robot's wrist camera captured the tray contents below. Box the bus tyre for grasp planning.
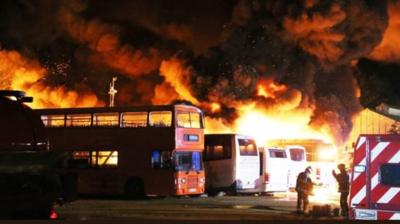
[124,178,145,199]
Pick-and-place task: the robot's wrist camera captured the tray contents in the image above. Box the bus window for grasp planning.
[71,151,91,168]
[289,148,305,161]
[93,113,119,126]
[161,151,172,169]
[66,114,91,127]
[177,112,202,128]
[122,112,147,127]
[204,136,232,161]
[239,139,257,156]
[204,145,232,161]
[175,151,202,171]
[269,149,287,158]
[91,151,118,167]
[151,150,172,169]
[151,150,161,168]
[41,115,65,127]
[149,111,172,127]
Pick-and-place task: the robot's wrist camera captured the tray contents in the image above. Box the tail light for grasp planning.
[316,168,321,180]
[263,172,269,182]
[50,209,58,220]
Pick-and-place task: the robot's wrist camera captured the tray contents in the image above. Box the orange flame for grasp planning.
[369,1,400,62]
[153,57,199,105]
[0,50,101,108]
[154,57,336,146]
[257,79,288,99]
[205,102,333,147]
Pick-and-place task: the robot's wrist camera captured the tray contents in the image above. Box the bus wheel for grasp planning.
[124,178,145,199]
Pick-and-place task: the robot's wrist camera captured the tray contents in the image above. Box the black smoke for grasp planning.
[0,0,397,143]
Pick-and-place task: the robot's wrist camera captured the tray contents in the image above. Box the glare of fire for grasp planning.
[232,104,333,147]
[156,58,335,149]
[210,102,221,113]
[257,79,288,99]
[0,50,101,108]
[310,185,339,205]
[158,58,199,105]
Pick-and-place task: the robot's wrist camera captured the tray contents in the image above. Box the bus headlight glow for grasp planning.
[199,177,205,184]
[179,178,186,184]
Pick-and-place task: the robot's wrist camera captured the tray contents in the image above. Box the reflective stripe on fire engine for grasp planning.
[371,173,379,189]
[356,136,366,150]
[351,186,366,206]
[351,142,390,206]
[388,151,400,163]
[371,142,390,161]
[391,213,400,220]
[374,151,400,204]
[352,142,388,182]
[377,188,400,204]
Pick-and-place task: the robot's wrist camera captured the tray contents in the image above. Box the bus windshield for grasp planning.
[177,111,202,128]
[239,139,258,156]
[174,151,202,171]
[289,148,305,161]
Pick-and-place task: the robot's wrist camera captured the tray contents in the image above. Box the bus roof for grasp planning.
[205,133,255,139]
[34,104,202,114]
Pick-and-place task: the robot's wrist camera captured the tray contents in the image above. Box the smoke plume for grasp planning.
[0,0,396,145]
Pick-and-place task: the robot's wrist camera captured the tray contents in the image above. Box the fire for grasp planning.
[0,49,102,108]
[233,104,333,147]
[369,1,400,63]
[154,59,336,147]
[257,79,287,99]
[154,57,199,105]
[210,103,221,113]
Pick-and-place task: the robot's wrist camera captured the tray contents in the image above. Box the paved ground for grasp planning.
[52,187,343,223]
[0,187,345,223]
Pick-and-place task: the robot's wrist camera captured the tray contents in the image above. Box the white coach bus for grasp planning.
[203,134,260,194]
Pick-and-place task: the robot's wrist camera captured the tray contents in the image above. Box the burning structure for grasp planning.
[0,0,399,152]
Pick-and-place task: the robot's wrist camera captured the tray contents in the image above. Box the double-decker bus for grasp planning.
[34,104,205,197]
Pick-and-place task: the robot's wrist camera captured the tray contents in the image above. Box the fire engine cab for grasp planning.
[350,134,400,220]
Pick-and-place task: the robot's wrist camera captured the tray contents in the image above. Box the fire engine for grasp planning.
[0,90,77,218]
[349,134,400,220]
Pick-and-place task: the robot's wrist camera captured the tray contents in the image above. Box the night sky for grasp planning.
[0,0,399,143]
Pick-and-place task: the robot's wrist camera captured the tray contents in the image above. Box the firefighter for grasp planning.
[296,166,313,214]
[332,163,350,217]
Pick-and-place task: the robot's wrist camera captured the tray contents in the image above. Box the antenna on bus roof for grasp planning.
[108,77,117,107]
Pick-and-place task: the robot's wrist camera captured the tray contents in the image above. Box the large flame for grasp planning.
[205,102,334,147]
[0,49,101,108]
[155,58,336,146]
[233,104,332,146]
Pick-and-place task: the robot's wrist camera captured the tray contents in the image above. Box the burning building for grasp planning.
[0,0,399,154]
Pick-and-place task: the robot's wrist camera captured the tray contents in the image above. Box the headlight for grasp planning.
[199,177,205,184]
[179,178,186,184]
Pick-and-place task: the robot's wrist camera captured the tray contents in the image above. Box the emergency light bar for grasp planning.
[0,90,33,103]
